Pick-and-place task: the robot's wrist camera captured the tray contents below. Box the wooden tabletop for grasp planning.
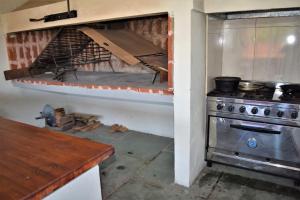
[0,117,114,200]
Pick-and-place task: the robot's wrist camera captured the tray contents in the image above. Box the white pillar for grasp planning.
[174,8,207,187]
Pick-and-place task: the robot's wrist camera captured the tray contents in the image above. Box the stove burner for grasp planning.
[280,92,300,101]
[209,87,274,101]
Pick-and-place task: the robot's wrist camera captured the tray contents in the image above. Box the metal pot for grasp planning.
[215,76,241,92]
[239,81,264,91]
[280,84,300,95]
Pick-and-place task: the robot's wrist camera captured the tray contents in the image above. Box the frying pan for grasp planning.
[238,81,264,91]
[280,84,300,95]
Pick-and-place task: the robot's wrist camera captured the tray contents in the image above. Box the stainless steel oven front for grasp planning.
[207,116,300,180]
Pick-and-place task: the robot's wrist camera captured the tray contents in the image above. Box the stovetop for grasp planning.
[207,87,300,104]
[207,86,300,125]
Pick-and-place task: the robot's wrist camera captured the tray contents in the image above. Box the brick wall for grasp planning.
[6,16,168,74]
[6,29,56,69]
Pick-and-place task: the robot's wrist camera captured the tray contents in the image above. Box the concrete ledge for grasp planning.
[13,80,174,105]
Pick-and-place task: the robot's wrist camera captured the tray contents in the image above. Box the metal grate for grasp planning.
[29,26,113,81]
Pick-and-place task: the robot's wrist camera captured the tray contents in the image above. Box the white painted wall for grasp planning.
[189,9,207,184]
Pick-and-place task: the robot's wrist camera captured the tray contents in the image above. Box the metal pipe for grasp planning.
[67,0,71,15]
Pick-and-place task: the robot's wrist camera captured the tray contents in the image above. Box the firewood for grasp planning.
[110,124,128,133]
[55,108,66,127]
[81,121,101,132]
[71,113,98,124]
[57,115,75,128]
[72,121,101,132]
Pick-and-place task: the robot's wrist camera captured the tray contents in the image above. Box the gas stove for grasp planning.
[206,85,300,184]
[207,90,300,126]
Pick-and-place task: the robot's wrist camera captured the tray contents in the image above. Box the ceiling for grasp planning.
[14,0,64,11]
[0,0,27,13]
[0,0,64,13]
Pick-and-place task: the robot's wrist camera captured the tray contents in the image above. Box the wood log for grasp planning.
[110,124,128,133]
[4,67,45,80]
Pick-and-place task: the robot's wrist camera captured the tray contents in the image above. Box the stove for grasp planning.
[206,85,300,183]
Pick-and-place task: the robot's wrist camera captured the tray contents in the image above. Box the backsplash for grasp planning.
[207,16,300,91]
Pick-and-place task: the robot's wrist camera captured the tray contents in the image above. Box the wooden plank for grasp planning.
[0,117,114,200]
[96,29,164,57]
[139,55,168,72]
[4,68,45,80]
[78,27,140,65]
[4,68,29,80]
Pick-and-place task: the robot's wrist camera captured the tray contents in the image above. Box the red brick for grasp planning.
[25,47,31,60]
[27,60,32,67]
[38,31,44,41]
[19,47,24,59]
[7,47,17,61]
[6,35,16,44]
[163,89,174,95]
[10,64,18,69]
[20,63,26,68]
[167,16,174,88]
[16,33,23,43]
[139,88,150,93]
[31,32,37,43]
[32,46,38,58]
[24,32,29,43]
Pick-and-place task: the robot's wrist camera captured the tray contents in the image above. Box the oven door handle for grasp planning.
[230,124,281,135]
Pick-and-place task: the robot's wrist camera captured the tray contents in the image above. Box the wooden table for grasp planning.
[0,117,114,200]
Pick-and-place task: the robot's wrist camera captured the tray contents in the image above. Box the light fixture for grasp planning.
[218,37,223,46]
[286,35,296,45]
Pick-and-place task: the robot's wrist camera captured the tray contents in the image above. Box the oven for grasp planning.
[206,95,300,181]
[207,116,300,180]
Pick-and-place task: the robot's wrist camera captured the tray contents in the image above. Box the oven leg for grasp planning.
[206,161,212,168]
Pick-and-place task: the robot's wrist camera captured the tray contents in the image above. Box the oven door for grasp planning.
[207,116,300,169]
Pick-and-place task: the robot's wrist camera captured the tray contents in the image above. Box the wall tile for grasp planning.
[224,18,256,29]
[256,16,300,28]
[253,26,300,83]
[221,28,255,80]
[208,17,224,34]
[207,33,223,92]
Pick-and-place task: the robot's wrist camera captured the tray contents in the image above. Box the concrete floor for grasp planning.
[22,71,168,89]
[62,126,300,200]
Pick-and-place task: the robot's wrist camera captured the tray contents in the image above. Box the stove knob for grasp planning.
[251,107,258,114]
[239,106,246,113]
[217,104,223,110]
[277,111,284,118]
[264,109,271,116]
[291,111,298,119]
[228,105,235,112]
